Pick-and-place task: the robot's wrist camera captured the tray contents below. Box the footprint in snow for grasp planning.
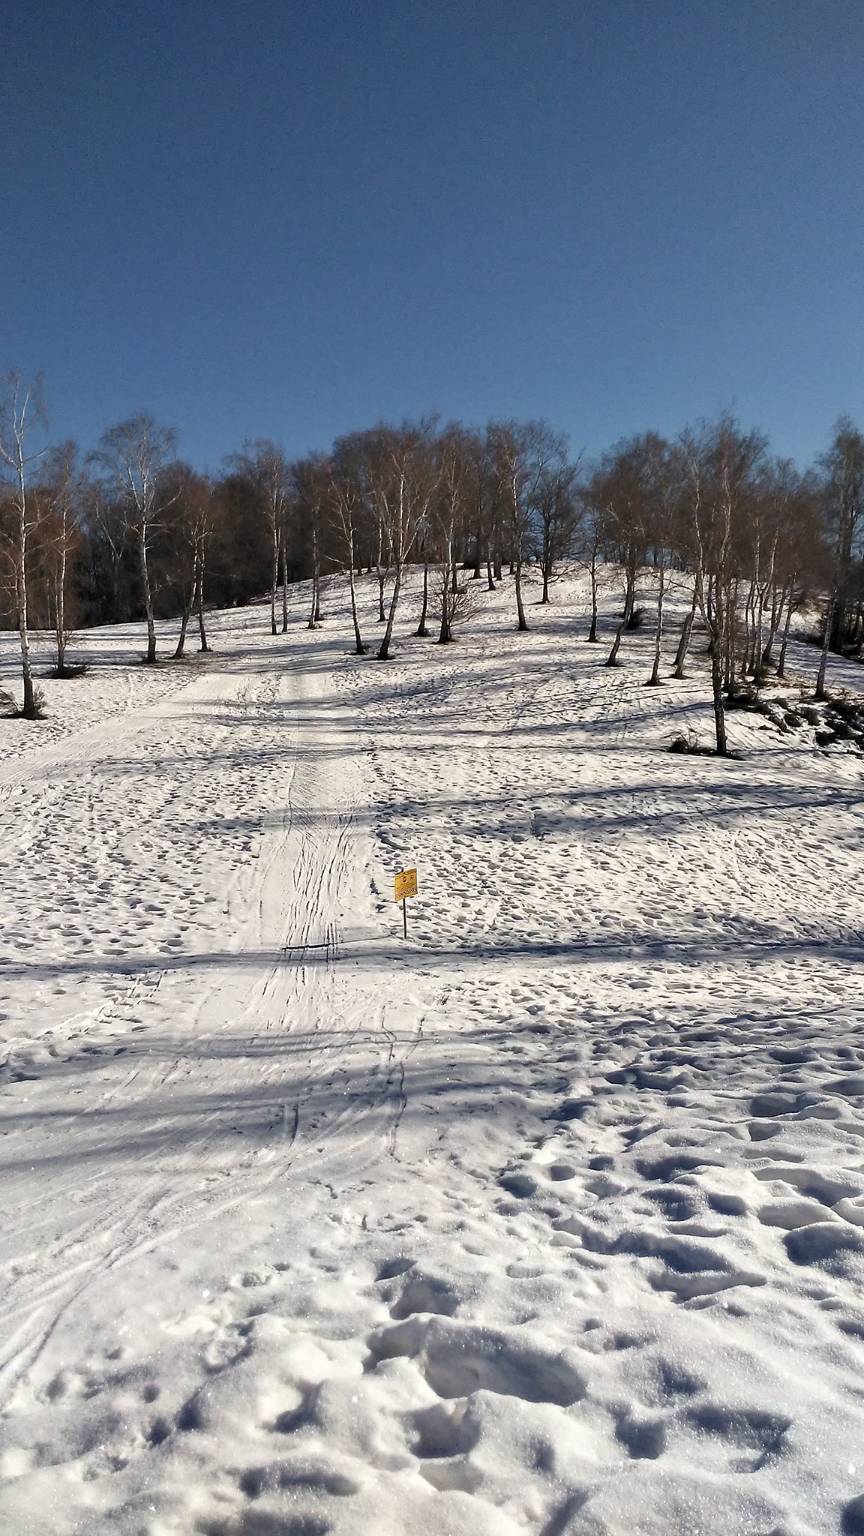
[615,1411,667,1460]
[366,1315,585,1408]
[389,1272,460,1320]
[498,1170,539,1199]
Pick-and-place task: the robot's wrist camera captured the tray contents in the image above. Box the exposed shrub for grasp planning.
[4,686,48,719]
[47,662,88,679]
[724,680,762,708]
[668,727,705,755]
[668,726,743,759]
[804,688,864,751]
[832,694,861,721]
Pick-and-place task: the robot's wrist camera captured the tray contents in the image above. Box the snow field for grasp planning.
[1,568,864,1535]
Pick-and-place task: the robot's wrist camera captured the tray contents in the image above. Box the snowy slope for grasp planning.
[1,570,864,1536]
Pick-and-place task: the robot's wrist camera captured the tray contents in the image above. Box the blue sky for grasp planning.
[3,0,862,468]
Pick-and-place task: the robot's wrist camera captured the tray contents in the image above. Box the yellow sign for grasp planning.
[394,868,418,902]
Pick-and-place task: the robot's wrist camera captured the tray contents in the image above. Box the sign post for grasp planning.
[394,867,418,939]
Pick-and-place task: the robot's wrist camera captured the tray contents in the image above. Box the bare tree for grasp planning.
[434,426,473,643]
[35,440,83,675]
[663,440,701,680]
[535,455,581,604]
[481,433,504,591]
[0,373,47,715]
[363,422,438,661]
[88,482,129,621]
[746,460,804,676]
[639,435,677,686]
[160,465,215,658]
[432,559,473,643]
[575,490,608,643]
[414,514,433,637]
[685,416,766,755]
[587,436,650,667]
[293,456,329,629]
[90,415,178,663]
[815,418,864,696]
[488,420,564,631]
[194,478,222,654]
[375,511,389,622]
[327,443,368,655]
[229,440,289,635]
[770,475,822,680]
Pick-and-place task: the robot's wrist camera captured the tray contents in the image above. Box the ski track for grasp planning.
[1,574,864,1535]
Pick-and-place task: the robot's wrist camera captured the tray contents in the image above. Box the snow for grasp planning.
[1,569,864,1536]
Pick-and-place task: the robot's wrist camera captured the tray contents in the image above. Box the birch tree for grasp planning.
[640,435,677,686]
[686,417,766,754]
[434,426,473,643]
[327,442,368,655]
[91,415,178,664]
[161,465,215,658]
[534,455,580,604]
[669,445,700,680]
[36,440,83,675]
[576,489,608,643]
[746,460,799,677]
[586,437,649,667]
[815,419,864,695]
[0,373,47,716]
[229,440,289,635]
[772,475,823,680]
[488,420,564,632]
[365,422,438,661]
[293,456,329,629]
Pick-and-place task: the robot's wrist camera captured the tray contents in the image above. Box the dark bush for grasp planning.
[724,687,757,711]
[668,727,706,755]
[47,662,88,679]
[668,727,743,759]
[4,686,48,719]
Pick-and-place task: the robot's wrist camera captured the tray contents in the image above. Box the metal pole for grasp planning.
[402,897,407,940]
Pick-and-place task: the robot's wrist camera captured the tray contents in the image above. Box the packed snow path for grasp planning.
[1,576,864,1536]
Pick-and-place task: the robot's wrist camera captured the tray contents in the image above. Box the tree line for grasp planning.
[1,369,862,753]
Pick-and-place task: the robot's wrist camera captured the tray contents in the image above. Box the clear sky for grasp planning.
[3,0,862,469]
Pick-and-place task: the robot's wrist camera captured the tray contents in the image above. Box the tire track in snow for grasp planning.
[0,627,429,1411]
